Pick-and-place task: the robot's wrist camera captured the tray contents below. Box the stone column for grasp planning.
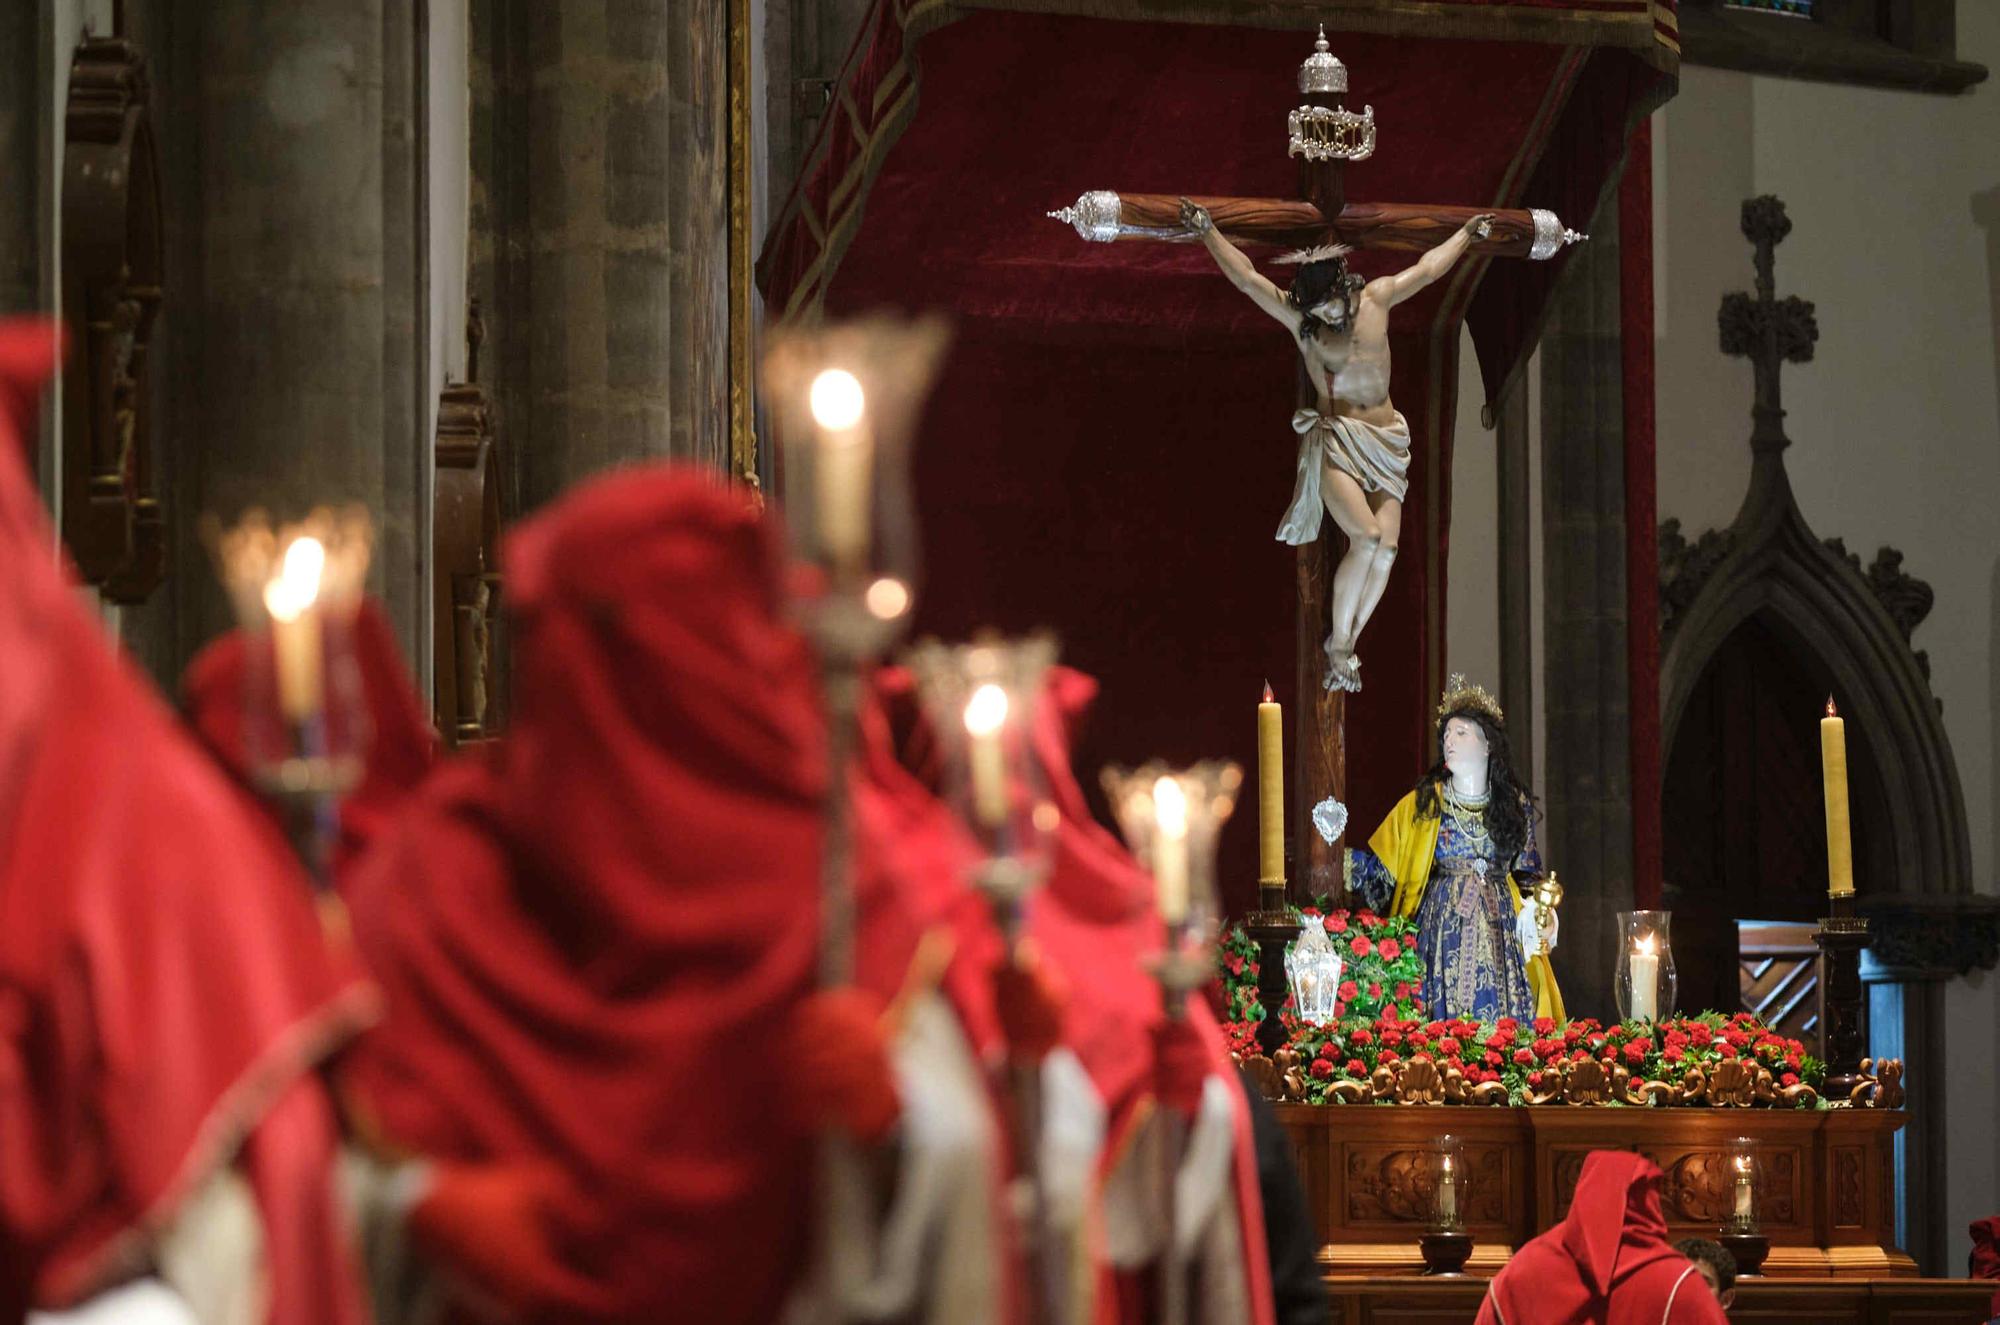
[473,0,731,515]
[0,2,40,317]
[150,0,425,670]
[1538,190,1635,1018]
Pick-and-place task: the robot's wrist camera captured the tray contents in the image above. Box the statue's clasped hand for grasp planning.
[1178,196,1214,236]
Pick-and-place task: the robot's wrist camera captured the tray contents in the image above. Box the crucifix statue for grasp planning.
[1047,27,1583,898]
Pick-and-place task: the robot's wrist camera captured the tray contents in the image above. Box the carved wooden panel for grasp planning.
[432,362,503,746]
[1277,1102,1908,1272]
[58,35,164,603]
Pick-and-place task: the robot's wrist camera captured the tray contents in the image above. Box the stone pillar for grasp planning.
[0,2,40,317]
[473,0,731,515]
[1538,190,1634,1019]
[152,0,425,669]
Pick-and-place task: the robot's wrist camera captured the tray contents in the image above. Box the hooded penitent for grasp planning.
[1475,1150,1727,1325]
[336,467,1017,1325]
[0,320,375,1325]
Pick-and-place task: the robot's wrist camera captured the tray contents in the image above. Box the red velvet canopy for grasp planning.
[760,2,1673,908]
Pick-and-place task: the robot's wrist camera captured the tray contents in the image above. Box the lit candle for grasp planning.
[263,535,326,723]
[1821,698,1854,898]
[964,683,1010,829]
[1629,934,1659,1022]
[1152,775,1190,924]
[1733,1156,1754,1222]
[1438,1153,1458,1225]
[1258,682,1284,886]
[808,367,871,573]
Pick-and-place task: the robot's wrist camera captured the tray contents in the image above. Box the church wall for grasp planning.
[1653,3,2000,1268]
[1446,327,1502,698]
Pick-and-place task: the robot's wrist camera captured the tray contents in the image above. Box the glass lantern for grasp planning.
[1101,761,1242,1008]
[1724,1136,1759,1233]
[759,314,950,658]
[1613,909,1678,1023]
[1432,1133,1466,1232]
[1284,921,1344,1027]
[904,633,1061,936]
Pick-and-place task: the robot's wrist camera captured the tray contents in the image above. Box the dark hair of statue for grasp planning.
[1286,256,1361,344]
[1413,707,1536,865]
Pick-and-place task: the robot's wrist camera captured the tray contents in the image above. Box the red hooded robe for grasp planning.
[0,322,375,1324]
[1475,1151,1727,1325]
[337,467,1015,1324]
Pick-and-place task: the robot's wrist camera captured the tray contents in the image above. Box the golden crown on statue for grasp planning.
[1437,673,1505,725]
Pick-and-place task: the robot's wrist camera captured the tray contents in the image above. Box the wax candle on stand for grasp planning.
[263,535,326,723]
[964,683,1010,828]
[1258,682,1284,886]
[1821,698,1854,898]
[1628,935,1660,1022]
[1733,1157,1753,1223]
[808,367,872,574]
[1437,1152,1458,1225]
[1153,775,1190,924]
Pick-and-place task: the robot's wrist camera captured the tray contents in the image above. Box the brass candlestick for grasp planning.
[1529,871,1564,957]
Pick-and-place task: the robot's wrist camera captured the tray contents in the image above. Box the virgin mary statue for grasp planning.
[1346,676,1563,1023]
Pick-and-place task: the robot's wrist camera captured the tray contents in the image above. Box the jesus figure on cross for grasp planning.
[1179,195,1494,693]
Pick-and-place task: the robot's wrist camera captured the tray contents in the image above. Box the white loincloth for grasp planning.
[1276,409,1412,546]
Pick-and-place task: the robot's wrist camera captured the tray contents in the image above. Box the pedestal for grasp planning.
[1815,894,1871,1102]
[1718,1230,1770,1277]
[1419,1231,1473,1276]
[1246,884,1295,1058]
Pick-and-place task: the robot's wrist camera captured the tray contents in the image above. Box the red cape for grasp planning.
[338,467,1012,1324]
[870,663,1276,1325]
[1970,1215,2000,1313]
[0,321,375,1324]
[1476,1151,1725,1325]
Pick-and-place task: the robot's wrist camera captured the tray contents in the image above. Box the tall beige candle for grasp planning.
[1821,698,1854,898]
[1258,682,1283,886]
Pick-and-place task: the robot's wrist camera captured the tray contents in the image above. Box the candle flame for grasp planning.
[1635,934,1657,957]
[262,536,326,623]
[864,576,911,620]
[808,368,866,431]
[1153,775,1188,839]
[1825,696,1838,718]
[964,683,1009,737]
[1734,1154,1752,1175]
[1261,679,1274,704]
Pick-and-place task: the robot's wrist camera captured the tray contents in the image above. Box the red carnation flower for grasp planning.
[1350,1028,1374,1047]
[1378,938,1402,961]
[1411,1051,1432,1064]
[1439,1037,1462,1056]
[1368,983,1383,1001]
[1781,1071,1800,1087]
[1378,1050,1399,1065]
[1356,910,1381,926]
[1689,1023,1713,1046]
[1310,1059,1333,1079]
[1533,1017,1556,1035]
[1664,1046,1685,1063]
[1350,935,1374,959]
[1346,1059,1367,1076]
[1623,1041,1647,1064]
[1327,914,1349,934]
[1381,1029,1405,1048]
[1483,1051,1503,1068]
[1718,1042,1738,1058]
[1528,1070,1544,1087]
[1316,1041,1336,1061]
[1512,1048,1534,1066]
[1338,980,1359,1001]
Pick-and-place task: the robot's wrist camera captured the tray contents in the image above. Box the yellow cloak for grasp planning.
[1357,786,1564,1022]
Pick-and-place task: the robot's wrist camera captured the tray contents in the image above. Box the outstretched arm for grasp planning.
[1374,213,1494,308]
[1181,198,1299,332]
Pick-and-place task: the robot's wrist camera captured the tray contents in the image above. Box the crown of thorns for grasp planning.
[1272,243,1354,266]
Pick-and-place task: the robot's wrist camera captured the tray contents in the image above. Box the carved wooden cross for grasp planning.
[1047,28,1581,903]
[1718,195,1818,458]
